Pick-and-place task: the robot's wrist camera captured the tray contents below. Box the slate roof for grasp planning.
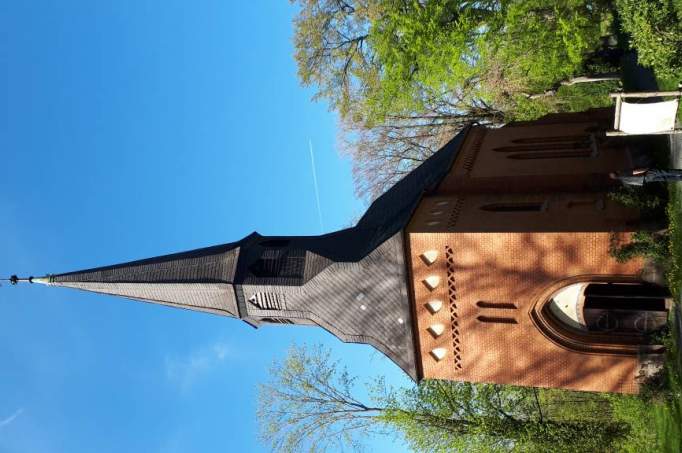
[40,128,469,380]
[49,242,241,316]
[239,232,415,377]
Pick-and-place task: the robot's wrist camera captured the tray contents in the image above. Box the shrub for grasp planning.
[610,231,669,263]
[616,0,682,79]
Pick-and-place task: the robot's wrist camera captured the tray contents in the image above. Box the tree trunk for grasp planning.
[523,73,622,99]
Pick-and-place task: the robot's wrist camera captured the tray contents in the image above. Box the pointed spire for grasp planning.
[42,242,242,317]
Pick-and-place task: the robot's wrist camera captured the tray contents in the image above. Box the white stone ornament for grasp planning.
[426,300,443,313]
[430,348,447,361]
[427,323,445,337]
[420,250,438,265]
[423,275,440,290]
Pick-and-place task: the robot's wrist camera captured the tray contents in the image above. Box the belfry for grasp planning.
[10,108,672,393]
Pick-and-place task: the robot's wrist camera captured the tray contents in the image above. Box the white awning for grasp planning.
[619,99,679,134]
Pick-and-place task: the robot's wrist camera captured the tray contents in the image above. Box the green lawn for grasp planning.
[658,184,682,452]
[618,179,682,452]
[608,294,681,452]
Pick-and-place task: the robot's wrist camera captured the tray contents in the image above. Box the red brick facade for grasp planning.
[406,109,668,393]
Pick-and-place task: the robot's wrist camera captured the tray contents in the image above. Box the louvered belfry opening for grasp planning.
[247,245,305,282]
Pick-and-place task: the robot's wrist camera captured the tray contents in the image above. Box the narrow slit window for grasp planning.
[481,202,544,212]
[511,135,589,144]
[494,143,587,152]
[476,301,516,309]
[477,316,518,324]
[507,150,593,160]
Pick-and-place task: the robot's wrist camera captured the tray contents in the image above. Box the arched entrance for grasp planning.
[533,279,670,355]
[582,283,669,334]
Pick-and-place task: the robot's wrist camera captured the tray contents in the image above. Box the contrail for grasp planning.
[308,139,324,232]
[0,408,23,428]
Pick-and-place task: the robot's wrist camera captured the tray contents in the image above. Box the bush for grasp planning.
[610,230,670,263]
[509,81,619,121]
[616,0,682,79]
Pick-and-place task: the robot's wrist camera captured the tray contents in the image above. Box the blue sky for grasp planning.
[0,2,411,452]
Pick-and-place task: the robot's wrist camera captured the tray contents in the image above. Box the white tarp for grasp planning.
[619,99,679,134]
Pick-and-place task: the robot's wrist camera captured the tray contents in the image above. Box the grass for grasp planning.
[609,323,682,452]
[600,0,682,439]
[612,165,682,452]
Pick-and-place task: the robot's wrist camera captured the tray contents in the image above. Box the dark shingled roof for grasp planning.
[41,128,469,380]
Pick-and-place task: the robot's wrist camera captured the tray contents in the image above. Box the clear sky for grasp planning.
[0,2,412,452]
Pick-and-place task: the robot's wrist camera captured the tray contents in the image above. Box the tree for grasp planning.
[364,0,499,123]
[292,0,620,201]
[291,0,378,117]
[257,344,629,452]
[257,344,387,452]
[340,95,503,200]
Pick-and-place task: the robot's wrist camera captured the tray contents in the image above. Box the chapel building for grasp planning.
[15,107,671,394]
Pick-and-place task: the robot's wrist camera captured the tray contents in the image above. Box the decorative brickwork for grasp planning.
[461,128,485,173]
[445,245,462,370]
[446,198,464,229]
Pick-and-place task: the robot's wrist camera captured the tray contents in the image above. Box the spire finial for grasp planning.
[1,275,35,286]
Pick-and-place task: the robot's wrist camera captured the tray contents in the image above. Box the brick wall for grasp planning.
[406,110,659,393]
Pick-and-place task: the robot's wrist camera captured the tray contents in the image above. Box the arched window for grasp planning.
[545,281,669,336]
[511,135,590,144]
[494,143,587,152]
[533,281,669,356]
[507,150,593,160]
[582,283,668,334]
[494,134,597,159]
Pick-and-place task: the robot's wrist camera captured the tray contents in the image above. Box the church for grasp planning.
[11,107,671,394]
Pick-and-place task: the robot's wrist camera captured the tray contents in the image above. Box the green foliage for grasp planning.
[366,0,490,122]
[257,344,385,452]
[382,380,629,453]
[608,184,670,263]
[609,185,667,214]
[258,345,634,452]
[610,230,670,263]
[292,0,623,198]
[509,81,618,121]
[667,185,682,300]
[482,0,608,96]
[293,0,615,123]
[291,0,377,117]
[607,326,681,453]
[615,0,682,79]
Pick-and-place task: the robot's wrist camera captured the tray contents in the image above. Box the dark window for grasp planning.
[248,249,305,279]
[583,283,668,333]
[481,202,544,212]
[507,150,593,160]
[476,301,516,309]
[495,143,588,152]
[477,316,517,324]
[511,135,589,144]
[495,134,597,159]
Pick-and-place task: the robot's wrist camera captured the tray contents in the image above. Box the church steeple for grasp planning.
[41,241,242,317]
[7,131,468,381]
